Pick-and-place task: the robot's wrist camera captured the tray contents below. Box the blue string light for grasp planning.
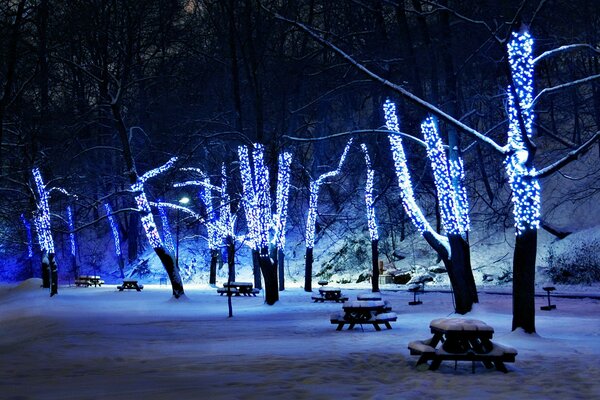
[306,139,353,249]
[219,163,235,238]
[274,152,292,250]
[20,214,33,258]
[104,203,121,256]
[505,29,541,235]
[238,145,259,249]
[158,203,175,254]
[66,206,77,256]
[199,177,222,251]
[383,101,431,234]
[252,144,272,251]
[448,158,471,233]
[32,168,55,253]
[360,144,379,241]
[421,117,460,235]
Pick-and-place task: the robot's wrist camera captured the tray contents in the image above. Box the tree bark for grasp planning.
[49,253,57,296]
[278,248,285,291]
[448,234,477,313]
[512,229,537,333]
[209,249,218,285]
[41,252,50,288]
[305,247,313,292]
[258,248,278,305]
[252,249,262,289]
[371,239,380,292]
[226,236,235,318]
[154,247,184,298]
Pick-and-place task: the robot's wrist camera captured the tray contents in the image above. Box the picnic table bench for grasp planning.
[330,300,397,331]
[312,287,348,303]
[75,275,104,287]
[408,318,517,373]
[117,280,144,291]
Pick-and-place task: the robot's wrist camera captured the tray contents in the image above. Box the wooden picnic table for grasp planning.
[117,280,144,291]
[312,287,348,303]
[219,282,259,296]
[330,300,397,331]
[408,318,517,373]
[75,275,104,287]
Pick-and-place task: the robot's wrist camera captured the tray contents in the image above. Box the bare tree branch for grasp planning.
[532,73,600,107]
[533,43,600,65]
[535,131,600,178]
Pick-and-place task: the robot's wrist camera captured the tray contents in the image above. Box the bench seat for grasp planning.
[217,287,239,296]
[408,339,517,373]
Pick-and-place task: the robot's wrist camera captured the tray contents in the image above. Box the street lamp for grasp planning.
[176,196,190,271]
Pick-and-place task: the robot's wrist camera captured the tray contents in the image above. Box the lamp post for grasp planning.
[176,196,190,271]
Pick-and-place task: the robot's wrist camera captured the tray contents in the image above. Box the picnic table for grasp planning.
[408,318,518,373]
[117,280,144,291]
[311,287,348,303]
[218,282,259,297]
[330,300,397,331]
[75,275,104,287]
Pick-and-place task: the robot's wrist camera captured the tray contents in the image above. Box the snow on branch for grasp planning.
[531,73,600,108]
[533,43,600,64]
[283,129,431,148]
[138,156,178,185]
[272,11,507,154]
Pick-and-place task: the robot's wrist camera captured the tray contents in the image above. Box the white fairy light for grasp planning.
[67,206,77,256]
[306,139,354,249]
[32,168,55,253]
[104,203,121,256]
[274,152,292,249]
[383,100,431,234]
[21,214,33,258]
[505,29,541,235]
[360,144,379,241]
[158,203,175,254]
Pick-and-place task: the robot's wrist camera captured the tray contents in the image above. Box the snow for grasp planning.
[2,279,599,399]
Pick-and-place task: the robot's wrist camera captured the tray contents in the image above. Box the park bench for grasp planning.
[75,275,104,287]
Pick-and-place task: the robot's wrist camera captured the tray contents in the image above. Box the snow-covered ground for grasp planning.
[1,279,599,399]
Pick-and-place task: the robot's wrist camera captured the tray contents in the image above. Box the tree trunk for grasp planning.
[127,212,139,264]
[278,248,285,291]
[252,249,261,289]
[117,255,125,279]
[209,249,218,285]
[258,248,278,305]
[304,247,313,292]
[71,254,78,281]
[49,253,57,296]
[371,239,379,292]
[226,236,235,318]
[41,252,50,288]
[154,247,184,298]
[512,229,537,333]
[448,234,477,313]
[423,231,474,314]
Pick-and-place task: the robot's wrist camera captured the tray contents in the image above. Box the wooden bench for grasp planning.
[117,280,143,291]
[330,312,397,331]
[217,287,239,296]
[540,286,557,310]
[408,339,517,373]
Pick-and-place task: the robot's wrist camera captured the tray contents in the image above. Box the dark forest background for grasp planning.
[2,0,599,280]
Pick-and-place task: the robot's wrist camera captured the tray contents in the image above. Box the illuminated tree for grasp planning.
[360,144,380,292]
[237,144,292,304]
[104,202,125,279]
[304,139,353,292]
[421,116,478,308]
[273,152,292,291]
[31,167,57,296]
[66,206,79,279]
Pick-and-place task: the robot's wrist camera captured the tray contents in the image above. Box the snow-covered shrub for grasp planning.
[545,238,600,284]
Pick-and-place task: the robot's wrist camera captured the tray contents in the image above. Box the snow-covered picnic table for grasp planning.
[330,300,397,331]
[312,287,348,302]
[408,318,517,373]
[218,282,259,296]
